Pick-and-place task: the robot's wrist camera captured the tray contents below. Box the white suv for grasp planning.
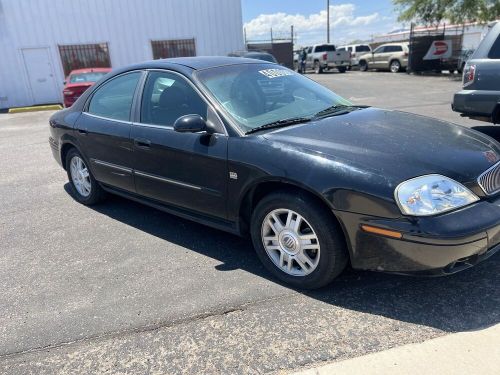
[337,44,372,68]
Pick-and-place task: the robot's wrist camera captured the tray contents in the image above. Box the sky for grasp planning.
[242,0,408,46]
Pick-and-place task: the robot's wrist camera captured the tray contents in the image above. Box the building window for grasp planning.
[151,39,196,59]
[58,43,111,76]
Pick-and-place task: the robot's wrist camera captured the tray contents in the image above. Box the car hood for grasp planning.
[262,108,500,193]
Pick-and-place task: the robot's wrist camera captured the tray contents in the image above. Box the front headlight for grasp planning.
[395,174,479,216]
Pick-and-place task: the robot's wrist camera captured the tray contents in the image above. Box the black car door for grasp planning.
[130,70,228,219]
[75,71,143,192]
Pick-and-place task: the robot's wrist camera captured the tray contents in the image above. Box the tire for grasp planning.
[65,148,105,205]
[250,191,348,289]
[359,60,368,71]
[390,60,401,73]
[314,61,323,74]
[338,66,347,73]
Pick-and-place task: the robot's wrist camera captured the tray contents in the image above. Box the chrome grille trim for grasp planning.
[478,161,500,196]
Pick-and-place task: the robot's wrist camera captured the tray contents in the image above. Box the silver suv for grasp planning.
[453,22,500,124]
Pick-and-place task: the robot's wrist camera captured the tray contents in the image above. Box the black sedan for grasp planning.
[49,57,500,289]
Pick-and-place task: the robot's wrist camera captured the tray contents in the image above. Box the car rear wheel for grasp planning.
[251,191,348,289]
[390,60,401,73]
[359,60,368,71]
[314,61,323,74]
[66,148,105,205]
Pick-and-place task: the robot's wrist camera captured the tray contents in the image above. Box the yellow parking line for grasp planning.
[8,104,63,113]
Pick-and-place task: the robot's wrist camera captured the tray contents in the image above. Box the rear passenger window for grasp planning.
[387,46,403,52]
[488,35,500,59]
[356,45,370,52]
[140,71,207,126]
[88,72,141,121]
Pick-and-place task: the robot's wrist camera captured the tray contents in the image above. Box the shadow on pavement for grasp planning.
[71,186,500,334]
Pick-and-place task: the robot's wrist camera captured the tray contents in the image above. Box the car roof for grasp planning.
[379,42,409,47]
[69,67,112,75]
[104,56,273,80]
[143,56,263,70]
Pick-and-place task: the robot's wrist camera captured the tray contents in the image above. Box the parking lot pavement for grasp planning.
[310,70,484,128]
[1,74,499,374]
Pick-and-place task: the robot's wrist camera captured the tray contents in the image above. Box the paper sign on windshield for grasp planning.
[258,69,293,79]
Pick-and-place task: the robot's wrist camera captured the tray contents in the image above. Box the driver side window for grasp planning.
[140,71,207,126]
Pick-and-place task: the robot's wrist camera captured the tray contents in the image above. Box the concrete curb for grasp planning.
[291,324,500,375]
[8,104,62,113]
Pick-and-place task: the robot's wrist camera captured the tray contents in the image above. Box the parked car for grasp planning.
[457,49,474,74]
[301,44,351,73]
[337,44,372,69]
[49,57,500,289]
[453,23,500,123]
[228,51,278,63]
[63,68,111,107]
[358,43,409,73]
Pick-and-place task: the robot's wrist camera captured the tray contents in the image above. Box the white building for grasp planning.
[0,0,244,109]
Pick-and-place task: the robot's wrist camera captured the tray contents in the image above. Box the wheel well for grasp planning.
[60,143,76,170]
[239,181,336,232]
[389,59,400,66]
[359,59,366,65]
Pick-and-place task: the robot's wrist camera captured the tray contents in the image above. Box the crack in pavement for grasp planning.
[0,292,297,361]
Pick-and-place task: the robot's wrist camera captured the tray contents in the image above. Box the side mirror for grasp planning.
[174,114,213,134]
[63,81,67,85]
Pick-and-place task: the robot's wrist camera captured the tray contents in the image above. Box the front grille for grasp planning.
[478,161,500,195]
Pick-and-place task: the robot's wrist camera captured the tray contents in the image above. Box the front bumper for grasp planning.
[452,89,499,117]
[335,195,500,274]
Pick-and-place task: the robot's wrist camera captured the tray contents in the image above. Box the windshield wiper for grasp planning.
[245,117,311,135]
[314,104,369,118]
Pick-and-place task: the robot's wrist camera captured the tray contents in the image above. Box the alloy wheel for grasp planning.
[261,208,320,276]
[70,156,91,197]
[390,61,400,73]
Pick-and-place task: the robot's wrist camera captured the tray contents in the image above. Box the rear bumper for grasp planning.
[335,195,500,274]
[323,61,350,69]
[49,136,63,167]
[452,89,499,117]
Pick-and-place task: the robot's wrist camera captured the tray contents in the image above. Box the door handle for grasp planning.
[134,138,151,148]
[77,129,88,135]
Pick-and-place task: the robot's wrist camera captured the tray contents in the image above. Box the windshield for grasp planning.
[69,72,108,83]
[195,64,351,133]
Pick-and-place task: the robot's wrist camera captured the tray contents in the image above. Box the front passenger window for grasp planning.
[141,71,207,126]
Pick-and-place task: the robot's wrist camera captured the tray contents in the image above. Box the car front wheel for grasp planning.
[66,148,105,205]
[359,61,368,71]
[251,191,348,289]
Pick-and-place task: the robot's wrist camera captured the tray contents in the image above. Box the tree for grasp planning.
[394,0,500,25]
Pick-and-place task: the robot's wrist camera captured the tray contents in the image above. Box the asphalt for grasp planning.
[0,71,498,374]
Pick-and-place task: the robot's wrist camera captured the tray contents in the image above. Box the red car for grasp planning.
[63,68,111,107]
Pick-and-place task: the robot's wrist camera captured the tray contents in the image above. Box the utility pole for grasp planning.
[327,0,330,43]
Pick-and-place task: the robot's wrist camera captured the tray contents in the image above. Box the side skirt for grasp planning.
[100,184,242,236]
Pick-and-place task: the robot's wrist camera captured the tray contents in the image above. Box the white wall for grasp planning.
[0,0,244,108]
